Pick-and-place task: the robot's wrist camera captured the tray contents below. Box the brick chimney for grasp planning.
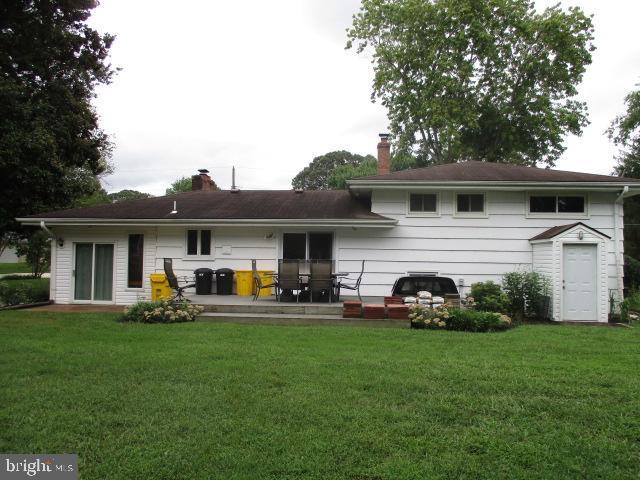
[377,133,391,175]
[191,169,216,191]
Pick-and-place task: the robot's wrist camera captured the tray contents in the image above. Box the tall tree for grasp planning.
[292,151,376,190]
[165,176,193,195]
[347,0,595,167]
[328,152,417,189]
[0,0,116,235]
[608,86,640,262]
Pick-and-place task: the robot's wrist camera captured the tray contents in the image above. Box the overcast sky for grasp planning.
[89,0,640,195]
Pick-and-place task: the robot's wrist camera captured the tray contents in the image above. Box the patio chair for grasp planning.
[163,258,195,301]
[252,259,278,301]
[277,259,303,302]
[309,260,335,303]
[337,260,365,301]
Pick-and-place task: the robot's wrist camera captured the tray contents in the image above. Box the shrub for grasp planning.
[446,308,512,332]
[408,303,450,329]
[121,299,203,323]
[12,231,51,278]
[0,278,50,306]
[624,256,640,290]
[502,271,550,321]
[469,281,509,313]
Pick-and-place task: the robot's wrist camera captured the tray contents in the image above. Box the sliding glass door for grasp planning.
[74,243,114,302]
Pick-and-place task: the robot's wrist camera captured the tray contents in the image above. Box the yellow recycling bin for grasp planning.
[150,273,172,301]
[235,271,253,296]
[235,270,275,296]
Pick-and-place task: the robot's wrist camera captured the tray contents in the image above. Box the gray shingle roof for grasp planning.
[23,190,391,221]
[529,222,611,241]
[353,161,640,183]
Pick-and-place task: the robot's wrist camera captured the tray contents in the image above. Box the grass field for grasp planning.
[1,312,638,479]
[0,262,31,274]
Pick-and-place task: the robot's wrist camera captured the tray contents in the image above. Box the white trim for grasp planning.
[453,192,487,218]
[406,191,441,217]
[348,180,640,191]
[183,228,215,260]
[525,192,589,219]
[18,218,398,228]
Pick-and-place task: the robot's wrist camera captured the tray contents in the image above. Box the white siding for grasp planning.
[336,190,621,297]
[52,227,157,305]
[154,226,278,278]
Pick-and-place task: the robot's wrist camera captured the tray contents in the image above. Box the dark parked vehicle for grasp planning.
[391,276,458,297]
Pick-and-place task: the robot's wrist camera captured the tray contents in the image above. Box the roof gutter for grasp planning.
[347,180,640,192]
[18,217,398,228]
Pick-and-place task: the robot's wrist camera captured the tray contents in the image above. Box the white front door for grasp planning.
[563,244,597,321]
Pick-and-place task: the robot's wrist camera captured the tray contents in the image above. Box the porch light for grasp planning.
[57,238,64,248]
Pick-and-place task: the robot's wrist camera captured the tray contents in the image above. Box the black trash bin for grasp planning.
[215,268,235,295]
[194,268,214,295]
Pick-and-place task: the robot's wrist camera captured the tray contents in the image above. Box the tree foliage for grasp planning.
[608,88,640,177]
[347,0,595,167]
[165,177,193,195]
[292,151,376,190]
[608,87,640,262]
[328,152,418,189]
[13,230,51,278]
[0,0,115,235]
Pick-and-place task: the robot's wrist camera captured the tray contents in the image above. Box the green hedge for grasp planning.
[446,308,513,332]
[0,278,50,306]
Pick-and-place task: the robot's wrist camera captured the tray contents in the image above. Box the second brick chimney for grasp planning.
[191,169,216,191]
[377,133,391,175]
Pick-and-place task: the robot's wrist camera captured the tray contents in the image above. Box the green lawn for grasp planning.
[0,262,31,274]
[1,313,638,479]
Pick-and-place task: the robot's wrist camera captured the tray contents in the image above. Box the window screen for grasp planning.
[309,233,333,260]
[457,194,484,213]
[558,196,584,213]
[283,233,306,260]
[409,194,437,212]
[200,230,211,255]
[127,234,144,288]
[530,196,556,213]
[187,230,198,255]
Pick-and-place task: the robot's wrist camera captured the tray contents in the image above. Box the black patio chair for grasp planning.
[309,260,334,303]
[337,260,365,301]
[163,258,195,301]
[252,259,278,301]
[277,260,303,302]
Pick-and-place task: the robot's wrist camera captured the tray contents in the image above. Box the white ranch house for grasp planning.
[18,136,640,322]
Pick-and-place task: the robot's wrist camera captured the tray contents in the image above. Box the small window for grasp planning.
[530,196,556,213]
[456,194,484,213]
[529,195,585,214]
[186,230,212,256]
[558,196,584,213]
[283,233,306,260]
[409,193,437,213]
[127,234,144,288]
[200,230,211,255]
[187,230,198,255]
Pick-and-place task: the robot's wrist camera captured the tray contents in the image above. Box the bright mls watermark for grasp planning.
[0,455,77,480]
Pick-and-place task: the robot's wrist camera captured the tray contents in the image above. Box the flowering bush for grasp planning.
[120,299,203,323]
[408,303,450,329]
[409,303,512,332]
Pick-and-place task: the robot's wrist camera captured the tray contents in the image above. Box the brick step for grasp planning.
[198,312,408,328]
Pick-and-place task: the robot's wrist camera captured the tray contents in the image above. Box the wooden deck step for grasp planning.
[199,312,407,328]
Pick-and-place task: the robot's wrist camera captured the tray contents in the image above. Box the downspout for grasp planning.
[614,186,629,304]
[39,221,56,302]
[39,220,55,239]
